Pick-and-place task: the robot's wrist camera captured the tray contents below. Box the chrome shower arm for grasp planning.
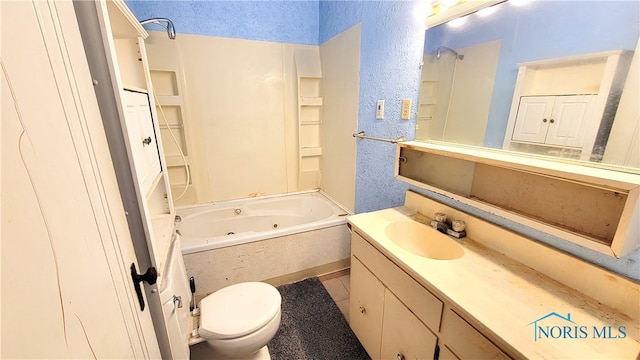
[140,18,176,39]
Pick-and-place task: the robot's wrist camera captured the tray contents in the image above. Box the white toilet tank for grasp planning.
[159,232,192,359]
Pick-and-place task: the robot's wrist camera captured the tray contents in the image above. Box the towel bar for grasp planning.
[352,131,406,144]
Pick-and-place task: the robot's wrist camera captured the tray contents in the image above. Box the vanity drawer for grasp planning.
[440,308,510,360]
[352,231,443,333]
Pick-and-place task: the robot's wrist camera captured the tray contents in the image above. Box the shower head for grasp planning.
[140,18,176,40]
[436,46,464,60]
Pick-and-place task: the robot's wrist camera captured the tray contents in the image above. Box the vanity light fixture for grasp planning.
[477,5,498,17]
[441,0,462,8]
[413,2,434,23]
[508,0,530,7]
[447,16,468,28]
[426,0,467,20]
[425,0,505,28]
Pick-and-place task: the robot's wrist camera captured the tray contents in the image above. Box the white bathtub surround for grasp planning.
[177,190,352,299]
[146,30,360,211]
[319,24,361,212]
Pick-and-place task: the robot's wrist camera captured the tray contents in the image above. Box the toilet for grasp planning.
[160,233,281,359]
[198,282,282,359]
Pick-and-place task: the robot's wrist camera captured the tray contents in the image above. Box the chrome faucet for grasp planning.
[432,220,450,234]
[431,212,466,239]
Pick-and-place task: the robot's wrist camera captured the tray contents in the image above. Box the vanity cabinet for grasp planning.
[350,256,438,360]
[350,257,385,357]
[380,290,438,360]
[350,231,507,360]
[440,308,509,359]
[511,95,595,148]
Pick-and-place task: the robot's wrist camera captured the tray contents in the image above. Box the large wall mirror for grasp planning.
[416,0,639,172]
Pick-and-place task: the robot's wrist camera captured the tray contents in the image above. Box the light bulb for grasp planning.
[441,0,460,8]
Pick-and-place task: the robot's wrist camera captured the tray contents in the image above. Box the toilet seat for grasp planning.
[199,282,281,340]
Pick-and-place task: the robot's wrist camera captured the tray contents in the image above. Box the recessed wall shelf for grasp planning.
[146,36,196,205]
[300,97,323,106]
[395,140,639,258]
[295,49,324,190]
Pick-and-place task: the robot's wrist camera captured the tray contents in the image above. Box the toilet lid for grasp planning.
[199,282,281,340]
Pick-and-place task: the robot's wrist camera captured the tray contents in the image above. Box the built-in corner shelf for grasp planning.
[300,96,323,107]
[395,140,640,258]
[147,64,195,206]
[295,49,323,190]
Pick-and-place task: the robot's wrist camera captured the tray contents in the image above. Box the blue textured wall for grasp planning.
[320,1,426,214]
[125,1,319,45]
[424,0,639,148]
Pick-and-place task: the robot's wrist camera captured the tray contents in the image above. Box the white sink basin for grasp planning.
[385,221,464,260]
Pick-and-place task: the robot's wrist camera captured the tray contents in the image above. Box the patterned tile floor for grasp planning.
[319,269,351,321]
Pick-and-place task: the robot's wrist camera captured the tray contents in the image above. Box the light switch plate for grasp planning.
[401,98,411,120]
[376,100,385,120]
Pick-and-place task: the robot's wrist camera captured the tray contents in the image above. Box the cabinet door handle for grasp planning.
[549,119,555,124]
[142,136,152,146]
[542,118,548,123]
[397,353,405,360]
[359,306,366,314]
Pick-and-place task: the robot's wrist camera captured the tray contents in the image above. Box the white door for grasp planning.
[1,1,161,358]
[511,96,554,143]
[545,95,595,147]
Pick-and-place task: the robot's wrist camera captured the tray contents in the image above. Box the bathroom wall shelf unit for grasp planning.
[144,34,201,206]
[395,141,640,258]
[415,58,438,138]
[295,49,324,190]
[503,50,633,161]
[98,0,178,276]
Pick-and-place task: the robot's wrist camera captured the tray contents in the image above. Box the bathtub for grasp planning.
[177,190,350,255]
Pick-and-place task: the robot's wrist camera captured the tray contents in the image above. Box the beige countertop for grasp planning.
[348,206,640,359]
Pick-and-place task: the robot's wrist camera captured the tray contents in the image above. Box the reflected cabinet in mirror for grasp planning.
[416,0,639,171]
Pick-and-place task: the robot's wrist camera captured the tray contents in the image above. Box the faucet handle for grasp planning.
[452,220,466,232]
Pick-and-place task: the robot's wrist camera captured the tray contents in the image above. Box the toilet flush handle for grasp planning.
[164,295,182,309]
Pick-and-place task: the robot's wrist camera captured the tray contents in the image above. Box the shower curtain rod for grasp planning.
[352,131,406,144]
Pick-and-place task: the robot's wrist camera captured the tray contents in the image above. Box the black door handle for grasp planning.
[131,263,158,311]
